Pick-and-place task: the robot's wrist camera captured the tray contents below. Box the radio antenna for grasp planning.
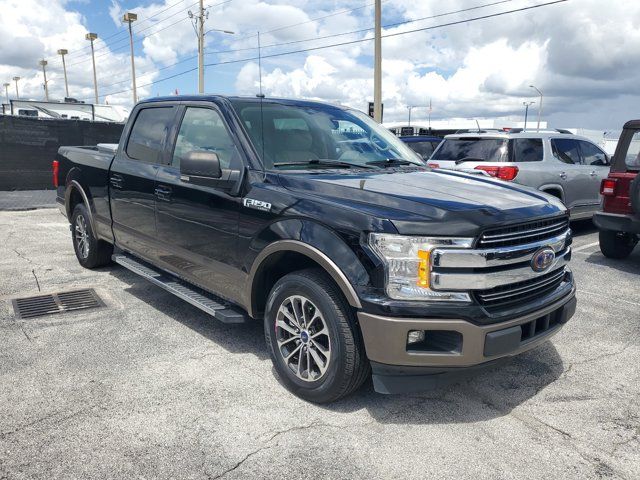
[257,31,263,97]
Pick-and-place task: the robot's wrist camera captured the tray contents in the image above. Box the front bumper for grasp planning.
[358,290,576,394]
[594,211,640,234]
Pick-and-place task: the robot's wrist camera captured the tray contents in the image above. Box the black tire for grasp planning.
[264,268,370,403]
[70,203,113,269]
[630,174,640,215]
[599,229,638,259]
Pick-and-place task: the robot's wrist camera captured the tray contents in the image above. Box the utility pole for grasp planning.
[86,33,99,104]
[373,0,382,122]
[123,13,138,104]
[529,84,543,132]
[57,49,69,98]
[522,101,535,130]
[13,76,20,99]
[39,59,49,101]
[198,0,206,93]
[3,83,10,104]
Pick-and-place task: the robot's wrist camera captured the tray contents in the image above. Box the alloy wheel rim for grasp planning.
[74,214,89,259]
[275,295,331,382]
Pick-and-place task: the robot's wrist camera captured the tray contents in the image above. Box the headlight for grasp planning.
[369,233,473,302]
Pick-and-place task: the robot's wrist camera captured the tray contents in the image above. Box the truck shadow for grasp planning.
[106,266,270,361]
[328,344,566,424]
[106,265,565,423]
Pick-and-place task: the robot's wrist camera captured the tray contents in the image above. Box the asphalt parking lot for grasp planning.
[0,208,638,480]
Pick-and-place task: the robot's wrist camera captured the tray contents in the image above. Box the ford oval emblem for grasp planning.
[531,248,555,272]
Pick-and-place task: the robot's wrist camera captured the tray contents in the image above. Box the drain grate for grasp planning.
[12,289,104,319]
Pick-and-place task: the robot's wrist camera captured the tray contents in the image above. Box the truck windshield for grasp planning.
[230,100,423,170]
[431,138,508,162]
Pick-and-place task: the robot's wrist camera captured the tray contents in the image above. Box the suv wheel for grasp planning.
[71,204,113,268]
[599,230,638,259]
[264,268,370,403]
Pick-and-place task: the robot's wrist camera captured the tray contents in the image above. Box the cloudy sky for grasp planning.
[1,0,638,129]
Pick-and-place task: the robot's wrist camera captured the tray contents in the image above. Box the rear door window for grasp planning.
[577,140,609,166]
[431,138,508,162]
[551,138,580,164]
[125,107,175,163]
[513,138,543,162]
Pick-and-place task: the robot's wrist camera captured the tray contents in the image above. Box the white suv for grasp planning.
[429,130,611,219]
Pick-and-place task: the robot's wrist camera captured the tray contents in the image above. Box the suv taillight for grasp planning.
[600,178,617,196]
[474,165,519,181]
[52,160,59,188]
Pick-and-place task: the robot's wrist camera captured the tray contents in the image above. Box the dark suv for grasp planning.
[594,120,640,258]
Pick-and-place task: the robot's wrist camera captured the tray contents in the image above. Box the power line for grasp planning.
[85,0,568,101]
[205,0,516,57]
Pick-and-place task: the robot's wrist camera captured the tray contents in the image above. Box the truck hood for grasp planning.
[278,167,567,235]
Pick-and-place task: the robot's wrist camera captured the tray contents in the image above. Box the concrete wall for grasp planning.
[0,115,124,190]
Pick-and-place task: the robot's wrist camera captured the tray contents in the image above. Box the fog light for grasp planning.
[407,330,426,345]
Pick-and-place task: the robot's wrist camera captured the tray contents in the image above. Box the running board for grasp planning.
[112,253,249,324]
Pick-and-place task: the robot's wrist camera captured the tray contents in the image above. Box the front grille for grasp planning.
[475,267,567,309]
[478,216,570,248]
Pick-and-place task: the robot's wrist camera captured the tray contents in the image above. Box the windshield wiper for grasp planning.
[454,157,487,164]
[273,159,375,169]
[365,158,417,167]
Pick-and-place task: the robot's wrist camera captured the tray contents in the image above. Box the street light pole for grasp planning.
[529,85,543,132]
[123,13,138,104]
[39,59,49,101]
[373,0,382,122]
[86,33,99,104]
[13,76,20,99]
[522,101,535,130]
[57,49,69,98]
[3,83,10,104]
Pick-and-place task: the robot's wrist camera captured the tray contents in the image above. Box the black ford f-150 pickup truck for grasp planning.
[55,95,576,403]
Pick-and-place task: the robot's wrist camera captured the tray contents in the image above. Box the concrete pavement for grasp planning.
[0,209,638,479]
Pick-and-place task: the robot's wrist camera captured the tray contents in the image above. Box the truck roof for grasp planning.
[139,95,350,110]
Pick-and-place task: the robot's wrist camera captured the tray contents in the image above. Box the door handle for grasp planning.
[154,185,172,201]
[110,174,124,189]
[559,172,567,180]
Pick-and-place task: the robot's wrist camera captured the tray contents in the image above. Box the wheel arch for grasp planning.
[539,184,565,202]
[246,240,364,319]
[65,179,97,234]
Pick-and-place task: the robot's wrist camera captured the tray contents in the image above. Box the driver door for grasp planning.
[576,139,610,206]
[153,104,245,302]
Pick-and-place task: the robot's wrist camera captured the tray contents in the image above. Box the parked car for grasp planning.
[428,130,611,219]
[594,120,640,258]
[54,96,576,403]
[399,135,442,160]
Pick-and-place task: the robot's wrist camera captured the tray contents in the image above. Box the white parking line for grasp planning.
[572,241,600,252]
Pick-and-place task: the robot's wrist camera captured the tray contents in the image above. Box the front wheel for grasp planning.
[264,269,370,403]
[599,230,638,259]
[71,204,113,269]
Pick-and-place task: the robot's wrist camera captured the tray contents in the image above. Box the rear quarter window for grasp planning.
[513,138,543,162]
[125,107,175,163]
[623,131,640,170]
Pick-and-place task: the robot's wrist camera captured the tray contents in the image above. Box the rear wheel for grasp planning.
[599,230,638,259]
[264,268,369,403]
[71,204,113,268]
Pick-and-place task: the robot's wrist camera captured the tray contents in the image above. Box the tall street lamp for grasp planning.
[86,33,99,104]
[3,83,9,104]
[529,84,543,131]
[522,101,535,130]
[39,59,49,101]
[13,76,20,99]
[122,12,138,104]
[57,49,69,98]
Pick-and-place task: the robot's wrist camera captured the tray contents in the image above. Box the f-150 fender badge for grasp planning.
[243,198,272,212]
